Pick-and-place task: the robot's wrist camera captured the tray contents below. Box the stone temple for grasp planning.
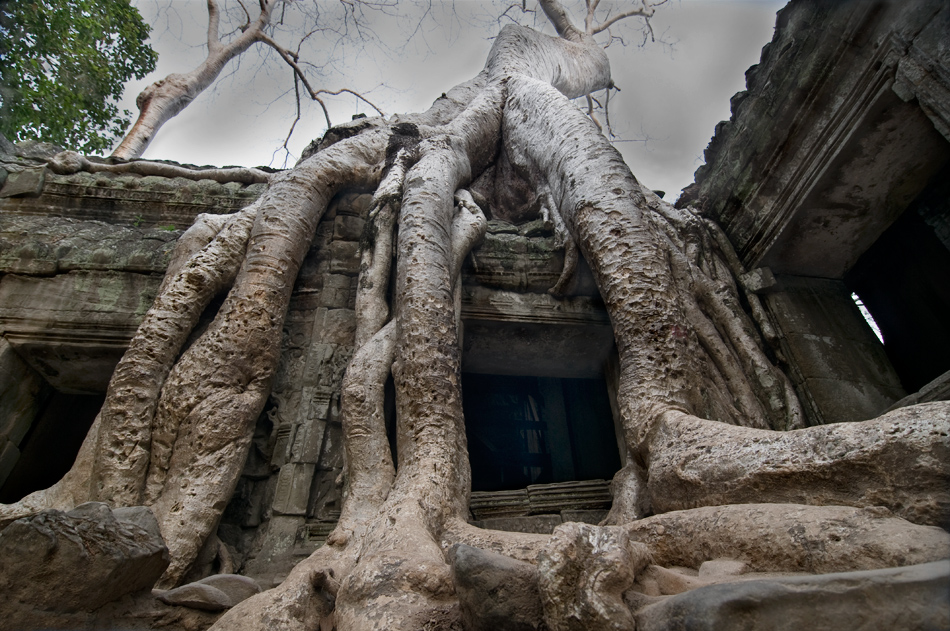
[0,0,948,629]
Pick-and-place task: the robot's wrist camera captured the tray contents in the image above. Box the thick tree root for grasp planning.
[48,150,271,184]
[9,11,947,631]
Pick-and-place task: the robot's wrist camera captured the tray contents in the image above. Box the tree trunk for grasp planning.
[6,3,945,629]
[111,0,270,160]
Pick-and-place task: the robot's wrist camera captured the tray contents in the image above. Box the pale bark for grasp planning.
[112,0,270,162]
[5,2,947,629]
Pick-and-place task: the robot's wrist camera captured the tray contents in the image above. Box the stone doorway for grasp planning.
[462,373,620,493]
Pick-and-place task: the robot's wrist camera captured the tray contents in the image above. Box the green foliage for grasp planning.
[0,0,157,153]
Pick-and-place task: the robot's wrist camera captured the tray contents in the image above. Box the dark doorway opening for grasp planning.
[845,169,950,394]
[462,373,620,492]
[0,391,103,503]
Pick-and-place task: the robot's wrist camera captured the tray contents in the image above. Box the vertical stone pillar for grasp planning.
[761,274,905,424]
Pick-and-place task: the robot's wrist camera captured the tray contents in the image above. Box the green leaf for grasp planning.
[0,0,158,153]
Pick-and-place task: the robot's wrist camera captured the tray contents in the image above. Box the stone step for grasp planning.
[470,479,612,521]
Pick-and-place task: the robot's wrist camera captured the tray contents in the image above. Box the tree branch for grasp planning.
[206,0,221,51]
[257,31,385,134]
[590,2,657,36]
[588,3,653,35]
[584,0,601,34]
[235,0,252,30]
[538,0,586,43]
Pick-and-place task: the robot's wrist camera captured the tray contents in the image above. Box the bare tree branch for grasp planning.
[255,30,385,118]
[538,0,586,43]
[590,2,656,36]
[206,0,221,51]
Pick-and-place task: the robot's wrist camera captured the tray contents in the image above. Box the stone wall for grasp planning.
[0,154,619,584]
[1,0,948,595]
[679,0,950,424]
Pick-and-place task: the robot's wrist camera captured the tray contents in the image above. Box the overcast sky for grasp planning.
[121,0,785,199]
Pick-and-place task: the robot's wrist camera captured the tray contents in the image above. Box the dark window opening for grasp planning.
[462,373,621,492]
[0,391,103,503]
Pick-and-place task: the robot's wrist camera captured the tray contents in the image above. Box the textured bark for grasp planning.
[5,2,948,628]
[112,1,277,160]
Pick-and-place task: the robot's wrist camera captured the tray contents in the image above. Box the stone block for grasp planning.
[784,332,900,387]
[307,389,333,423]
[293,417,327,464]
[527,479,612,514]
[318,274,352,309]
[271,463,316,516]
[320,309,356,345]
[802,377,905,422]
[333,215,365,241]
[0,503,168,612]
[470,488,530,520]
[635,561,950,631]
[0,167,45,197]
[316,420,344,470]
[241,515,306,583]
[560,509,608,525]
[332,192,372,217]
[474,515,563,535]
[449,543,543,631]
[0,271,162,393]
[739,267,777,293]
[327,240,360,275]
[307,468,343,521]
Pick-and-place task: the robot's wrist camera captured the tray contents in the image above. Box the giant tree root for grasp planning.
[5,3,948,628]
[643,403,950,526]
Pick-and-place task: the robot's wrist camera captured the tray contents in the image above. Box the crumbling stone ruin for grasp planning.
[0,1,948,629]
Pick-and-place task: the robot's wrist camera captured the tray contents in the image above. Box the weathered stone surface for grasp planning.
[449,543,543,631]
[634,565,707,597]
[645,403,950,526]
[635,560,950,631]
[474,515,563,535]
[0,214,178,275]
[624,504,950,574]
[157,574,261,612]
[761,275,905,424]
[679,1,950,275]
[158,583,233,612]
[538,523,651,631]
[698,559,748,579]
[0,337,47,456]
[0,166,45,197]
[0,502,168,612]
[0,165,264,228]
[0,270,162,393]
[112,505,165,540]
[12,140,64,160]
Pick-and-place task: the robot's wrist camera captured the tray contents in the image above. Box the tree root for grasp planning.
[48,150,271,184]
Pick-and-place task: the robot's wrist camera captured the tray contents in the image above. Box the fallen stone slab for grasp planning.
[539,522,651,631]
[635,560,950,631]
[624,503,950,574]
[0,502,169,612]
[157,573,262,611]
[0,167,44,198]
[449,543,543,631]
[645,403,950,526]
[157,582,233,612]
